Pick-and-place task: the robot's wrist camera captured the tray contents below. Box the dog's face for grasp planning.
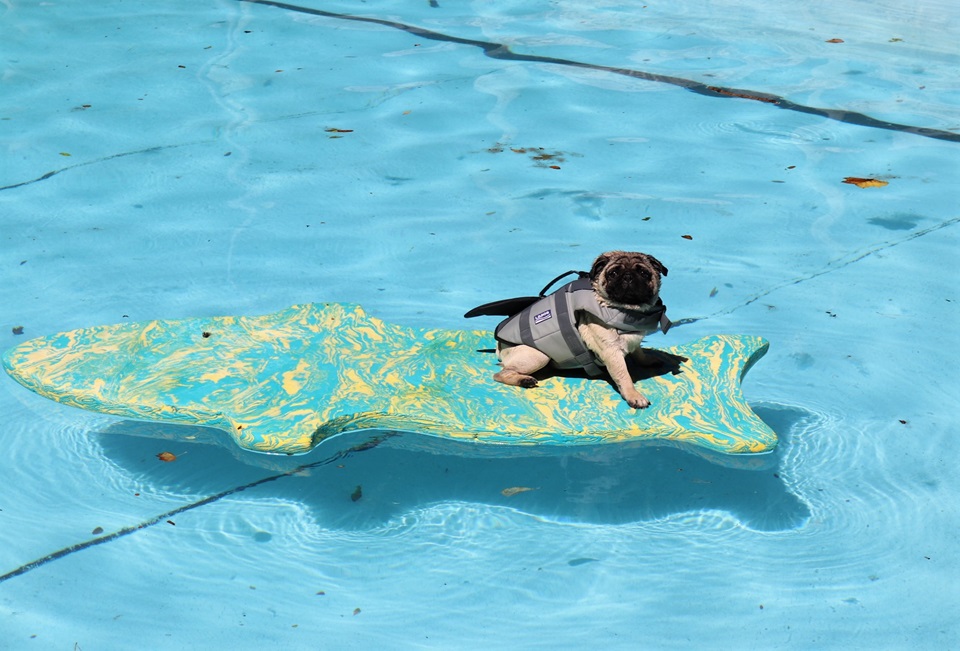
[589,250,668,309]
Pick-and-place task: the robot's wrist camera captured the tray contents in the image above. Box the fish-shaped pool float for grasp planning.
[2,303,776,455]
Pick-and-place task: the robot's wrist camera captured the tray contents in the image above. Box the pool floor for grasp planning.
[1,0,958,648]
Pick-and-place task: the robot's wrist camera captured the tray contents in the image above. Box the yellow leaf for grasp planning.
[842,177,888,188]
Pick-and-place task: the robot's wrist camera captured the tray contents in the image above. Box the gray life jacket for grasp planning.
[494,277,671,376]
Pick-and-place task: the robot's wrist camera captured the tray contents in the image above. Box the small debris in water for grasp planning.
[12,326,24,335]
[567,558,599,566]
[157,451,177,462]
[501,486,537,497]
[92,526,104,535]
[351,485,363,502]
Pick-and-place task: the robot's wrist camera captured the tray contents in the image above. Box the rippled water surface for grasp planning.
[2,0,958,648]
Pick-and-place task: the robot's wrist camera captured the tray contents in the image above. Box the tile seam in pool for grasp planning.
[240,0,960,144]
[0,140,213,193]
[0,436,396,585]
[672,214,960,327]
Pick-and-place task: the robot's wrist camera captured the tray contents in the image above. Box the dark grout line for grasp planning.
[240,0,960,144]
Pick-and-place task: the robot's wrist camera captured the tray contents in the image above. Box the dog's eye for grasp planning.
[608,267,622,279]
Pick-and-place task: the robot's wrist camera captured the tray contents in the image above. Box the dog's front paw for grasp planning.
[623,390,650,409]
[519,376,538,389]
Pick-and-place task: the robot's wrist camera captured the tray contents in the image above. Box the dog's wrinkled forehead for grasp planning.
[590,251,668,279]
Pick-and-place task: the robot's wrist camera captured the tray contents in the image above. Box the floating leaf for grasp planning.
[325,128,353,133]
[825,38,844,43]
[681,234,693,240]
[92,526,104,535]
[501,486,537,497]
[843,177,888,188]
[351,485,363,502]
[12,326,24,335]
[549,165,561,169]
[156,451,177,462]
[353,608,361,616]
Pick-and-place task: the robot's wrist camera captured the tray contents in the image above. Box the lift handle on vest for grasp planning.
[538,270,588,297]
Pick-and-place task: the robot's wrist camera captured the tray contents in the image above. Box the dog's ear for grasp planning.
[589,252,612,280]
[647,254,668,277]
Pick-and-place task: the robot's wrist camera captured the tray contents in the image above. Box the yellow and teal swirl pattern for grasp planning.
[2,303,777,455]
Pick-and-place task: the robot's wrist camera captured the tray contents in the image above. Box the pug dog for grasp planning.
[494,251,670,409]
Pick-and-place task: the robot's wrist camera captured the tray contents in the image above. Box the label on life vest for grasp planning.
[534,309,553,325]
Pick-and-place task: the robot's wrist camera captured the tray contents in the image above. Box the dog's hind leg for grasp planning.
[495,345,551,389]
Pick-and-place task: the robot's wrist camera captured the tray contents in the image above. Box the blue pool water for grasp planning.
[2,0,958,648]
